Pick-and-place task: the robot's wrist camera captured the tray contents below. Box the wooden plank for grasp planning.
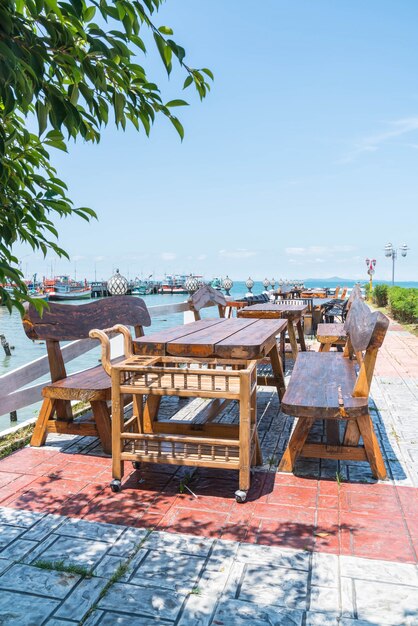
[47,421,98,436]
[344,299,389,352]
[281,352,368,419]
[23,296,151,340]
[215,319,287,360]
[133,318,226,356]
[166,318,256,358]
[278,418,315,472]
[301,443,368,461]
[0,382,46,415]
[147,422,238,438]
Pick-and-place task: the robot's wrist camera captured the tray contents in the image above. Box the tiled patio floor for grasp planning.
[0,319,417,624]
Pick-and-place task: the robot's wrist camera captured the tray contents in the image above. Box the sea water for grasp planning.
[1,278,417,430]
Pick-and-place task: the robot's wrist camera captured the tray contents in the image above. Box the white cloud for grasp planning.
[161,252,177,261]
[94,256,105,262]
[72,255,86,261]
[342,116,418,162]
[285,245,354,256]
[197,254,207,261]
[218,249,257,259]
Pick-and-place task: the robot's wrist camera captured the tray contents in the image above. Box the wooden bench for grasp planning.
[189,284,227,320]
[317,285,362,351]
[23,297,151,453]
[279,299,389,479]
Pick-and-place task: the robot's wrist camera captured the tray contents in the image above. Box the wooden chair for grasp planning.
[279,299,389,479]
[189,284,227,321]
[317,285,362,351]
[23,297,151,453]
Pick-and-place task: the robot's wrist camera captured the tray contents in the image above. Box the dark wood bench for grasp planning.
[23,297,151,453]
[189,284,227,320]
[317,284,362,351]
[279,298,389,479]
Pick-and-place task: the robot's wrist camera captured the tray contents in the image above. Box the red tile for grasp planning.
[397,486,418,519]
[274,473,318,489]
[220,522,249,542]
[267,484,318,508]
[314,509,340,554]
[159,506,227,538]
[340,489,401,518]
[253,502,315,525]
[0,471,29,488]
[0,474,39,503]
[175,493,234,514]
[249,517,315,550]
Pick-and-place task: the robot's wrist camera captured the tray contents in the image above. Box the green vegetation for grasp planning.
[371,285,418,325]
[0,0,212,313]
[34,559,93,577]
[0,424,33,459]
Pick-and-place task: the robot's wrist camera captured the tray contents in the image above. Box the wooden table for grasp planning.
[133,317,287,394]
[237,303,307,360]
[108,318,288,502]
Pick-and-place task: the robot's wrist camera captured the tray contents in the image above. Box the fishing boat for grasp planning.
[159,274,189,295]
[211,277,223,290]
[44,275,91,300]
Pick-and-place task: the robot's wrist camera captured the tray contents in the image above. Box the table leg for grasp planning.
[296,319,306,351]
[287,321,299,361]
[143,395,161,433]
[267,343,286,400]
[111,369,124,482]
[238,374,251,493]
[326,420,340,446]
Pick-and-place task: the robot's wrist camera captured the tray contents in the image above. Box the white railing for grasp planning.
[0,300,195,420]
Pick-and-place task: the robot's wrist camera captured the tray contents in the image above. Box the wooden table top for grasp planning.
[133,317,288,360]
[237,302,308,322]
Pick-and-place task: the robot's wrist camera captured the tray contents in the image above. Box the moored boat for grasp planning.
[44,275,91,300]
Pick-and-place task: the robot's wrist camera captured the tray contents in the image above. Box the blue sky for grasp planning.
[16,0,418,283]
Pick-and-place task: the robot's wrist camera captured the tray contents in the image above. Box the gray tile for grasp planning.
[143,530,213,556]
[309,586,340,614]
[0,507,43,528]
[354,579,418,625]
[236,543,310,570]
[23,514,67,541]
[99,581,185,621]
[44,620,79,626]
[55,576,108,621]
[0,558,12,575]
[239,565,309,610]
[0,590,59,625]
[108,527,148,557]
[305,612,340,626]
[129,550,205,592]
[212,598,304,625]
[311,552,338,588]
[38,535,110,568]
[93,554,128,579]
[340,555,418,586]
[56,518,125,542]
[0,563,80,598]
[99,612,170,625]
[0,525,25,548]
[0,538,38,560]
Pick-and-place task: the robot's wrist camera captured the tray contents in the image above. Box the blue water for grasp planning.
[1,277,417,428]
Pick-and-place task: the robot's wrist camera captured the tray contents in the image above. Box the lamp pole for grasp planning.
[384,243,409,285]
[365,258,376,292]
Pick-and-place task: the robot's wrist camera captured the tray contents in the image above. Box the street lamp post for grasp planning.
[365,258,376,292]
[384,243,409,285]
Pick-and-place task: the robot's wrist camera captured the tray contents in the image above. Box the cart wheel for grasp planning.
[132,461,142,470]
[110,479,122,493]
[235,489,247,503]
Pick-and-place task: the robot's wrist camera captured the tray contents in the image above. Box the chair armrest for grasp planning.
[89,324,133,375]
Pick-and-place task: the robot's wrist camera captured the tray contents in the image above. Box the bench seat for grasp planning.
[316,323,347,351]
[281,352,368,419]
[42,364,112,402]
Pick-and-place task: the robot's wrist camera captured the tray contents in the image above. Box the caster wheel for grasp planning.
[110,479,122,493]
[235,489,247,503]
[132,461,141,470]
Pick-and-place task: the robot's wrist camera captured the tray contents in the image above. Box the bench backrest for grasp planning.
[347,284,362,307]
[23,296,151,341]
[190,285,227,320]
[344,298,389,397]
[23,297,152,386]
